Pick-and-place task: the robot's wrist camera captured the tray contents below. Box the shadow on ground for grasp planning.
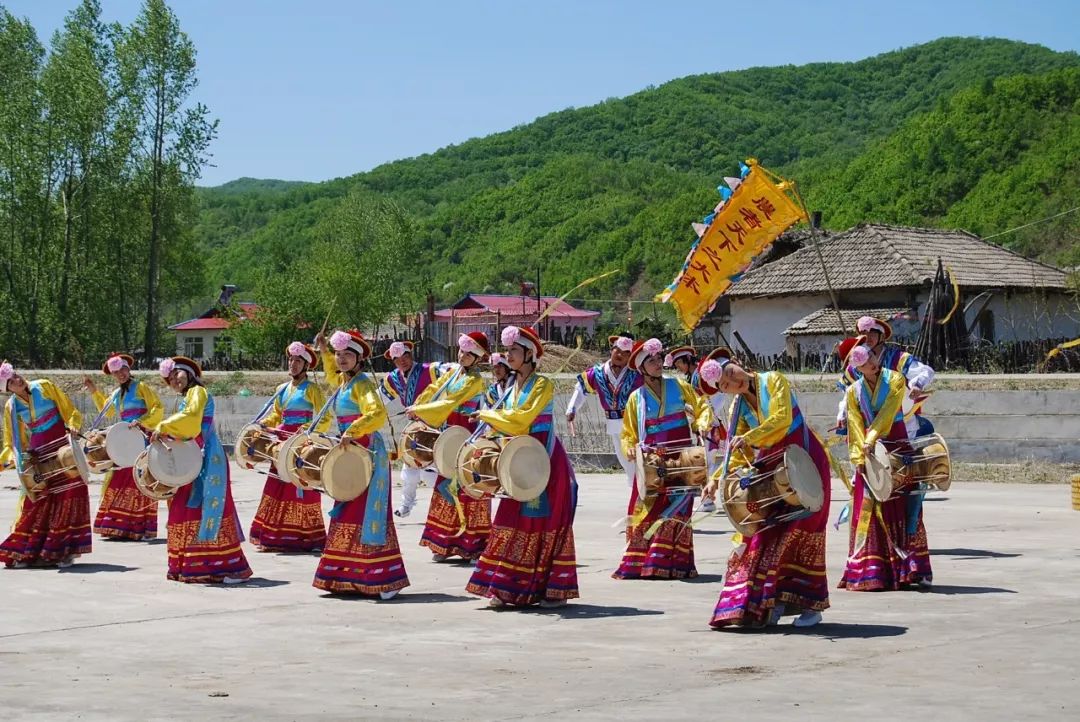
[931,548,1021,559]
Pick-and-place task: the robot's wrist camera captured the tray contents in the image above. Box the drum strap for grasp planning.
[186,428,231,543]
[435,475,469,537]
[7,402,26,474]
[852,478,908,560]
[359,433,390,546]
[905,489,924,536]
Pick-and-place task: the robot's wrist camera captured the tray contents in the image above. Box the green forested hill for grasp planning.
[819,67,1080,264]
[197,37,1080,311]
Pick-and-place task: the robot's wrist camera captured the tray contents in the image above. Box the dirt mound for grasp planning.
[540,343,603,374]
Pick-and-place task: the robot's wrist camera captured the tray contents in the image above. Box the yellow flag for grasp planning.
[658,160,807,332]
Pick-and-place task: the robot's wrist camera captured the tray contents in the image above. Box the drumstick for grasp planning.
[712,396,744,501]
[311,298,337,388]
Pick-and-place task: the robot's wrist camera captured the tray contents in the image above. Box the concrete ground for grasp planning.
[0,470,1078,721]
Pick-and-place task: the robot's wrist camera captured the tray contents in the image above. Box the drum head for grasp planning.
[68,435,92,483]
[457,438,497,499]
[276,433,308,487]
[865,441,894,503]
[497,435,550,503]
[634,446,647,499]
[401,421,438,470]
[321,443,373,502]
[722,473,760,539]
[83,429,113,472]
[133,450,176,501]
[433,425,471,478]
[916,434,951,492]
[782,445,824,512]
[148,439,202,487]
[18,465,45,502]
[234,423,265,468]
[105,423,148,468]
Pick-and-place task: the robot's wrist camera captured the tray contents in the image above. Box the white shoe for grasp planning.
[394,504,413,518]
[222,576,248,585]
[487,597,507,609]
[699,499,717,513]
[57,557,75,569]
[379,589,400,601]
[793,611,822,628]
[11,561,29,569]
[917,578,933,589]
[538,598,567,609]
[431,553,448,562]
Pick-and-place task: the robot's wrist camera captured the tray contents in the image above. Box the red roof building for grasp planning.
[428,293,600,346]
[168,285,259,360]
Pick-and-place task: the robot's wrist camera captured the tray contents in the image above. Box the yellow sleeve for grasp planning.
[620,392,641,458]
[739,373,794,450]
[676,378,712,436]
[137,381,164,428]
[307,382,332,434]
[157,386,208,440]
[412,370,485,428]
[1,400,17,469]
[40,380,81,431]
[321,349,342,389]
[846,387,867,467]
[91,389,111,416]
[475,375,554,437]
[380,372,398,401]
[258,384,285,428]
[729,401,755,469]
[342,375,387,439]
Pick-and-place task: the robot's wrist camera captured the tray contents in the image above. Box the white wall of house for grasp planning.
[976,291,1080,343]
[174,331,223,361]
[730,295,828,356]
[732,288,1078,357]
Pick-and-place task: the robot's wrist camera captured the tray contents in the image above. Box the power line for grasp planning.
[982,206,1080,240]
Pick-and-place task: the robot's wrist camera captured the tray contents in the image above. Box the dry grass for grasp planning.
[953,461,1080,484]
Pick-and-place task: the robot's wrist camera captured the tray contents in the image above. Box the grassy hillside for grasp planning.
[196,37,1080,305]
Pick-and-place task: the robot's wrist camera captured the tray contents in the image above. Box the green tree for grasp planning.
[118,0,215,361]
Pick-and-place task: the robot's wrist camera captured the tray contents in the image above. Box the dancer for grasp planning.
[380,339,442,517]
[409,332,492,562]
[155,356,253,584]
[85,353,163,540]
[701,352,830,628]
[838,343,933,591]
[248,342,330,552]
[312,329,409,599]
[565,331,642,487]
[1,362,91,568]
[614,339,711,579]
[466,326,579,608]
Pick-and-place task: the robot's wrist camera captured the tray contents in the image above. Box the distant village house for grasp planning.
[694,224,1079,357]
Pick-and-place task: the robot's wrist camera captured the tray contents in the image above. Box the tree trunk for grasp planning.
[143,80,166,363]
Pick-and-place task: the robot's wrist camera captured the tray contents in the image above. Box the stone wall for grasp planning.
[69,387,1080,465]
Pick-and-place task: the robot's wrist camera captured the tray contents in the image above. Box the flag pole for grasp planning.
[792,185,847,336]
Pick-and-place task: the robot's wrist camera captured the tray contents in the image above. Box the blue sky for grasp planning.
[8,1,1078,186]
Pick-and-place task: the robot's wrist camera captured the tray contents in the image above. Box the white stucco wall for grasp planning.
[729,295,827,357]
[174,330,221,360]
[977,291,1080,342]
[734,288,1078,357]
